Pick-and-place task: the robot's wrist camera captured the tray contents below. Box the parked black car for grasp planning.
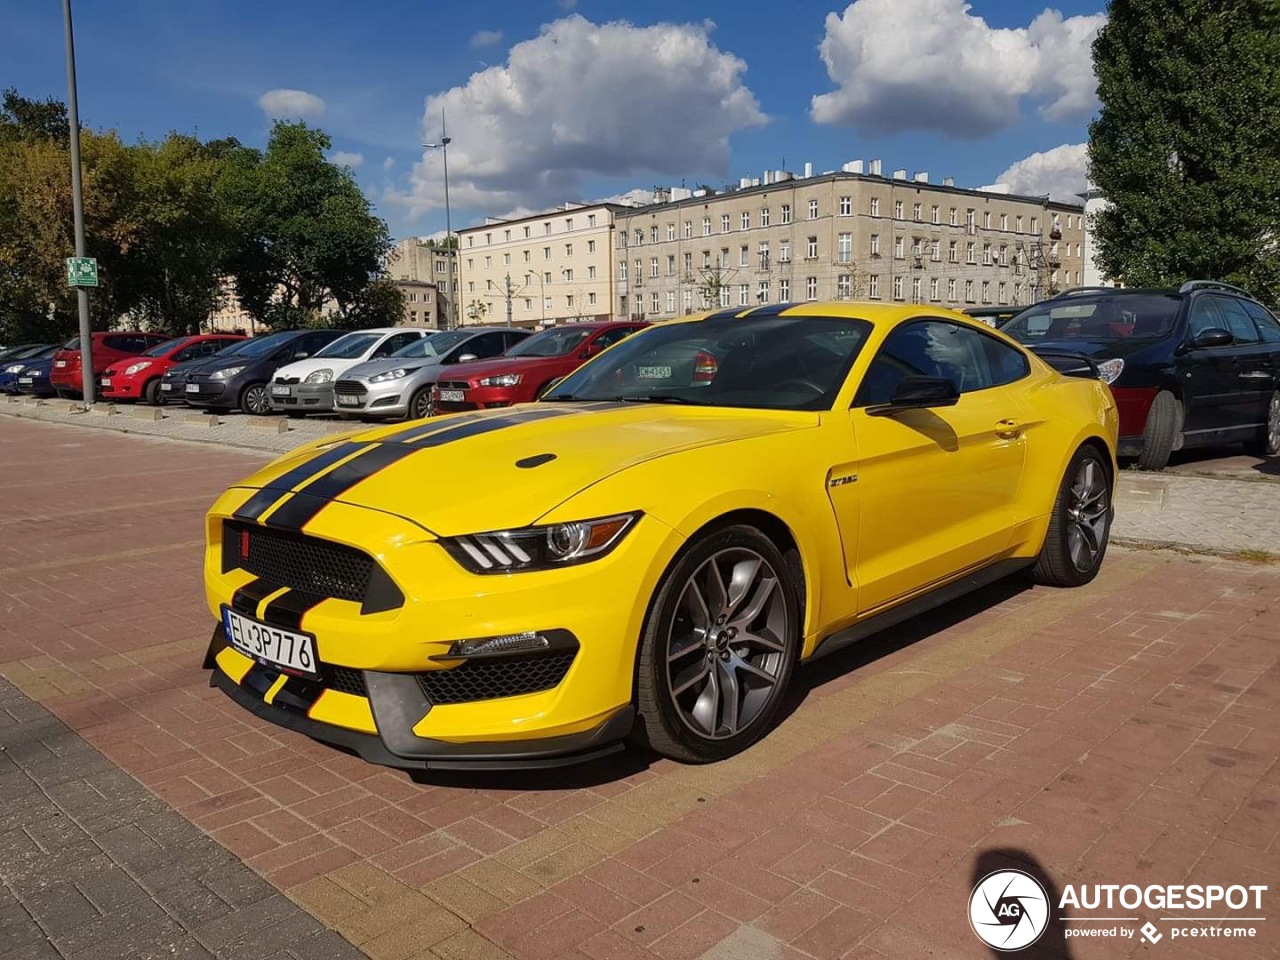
[1002,281,1280,469]
[159,336,262,403]
[183,329,344,415]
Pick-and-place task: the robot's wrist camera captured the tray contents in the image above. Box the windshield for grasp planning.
[211,337,254,357]
[316,331,382,359]
[232,331,297,358]
[1003,295,1182,342]
[504,327,593,358]
[143,337,189,357]
[544,316,873,411]
[62,338,80,351]
[392,330,467,359]
[30,345,60,360]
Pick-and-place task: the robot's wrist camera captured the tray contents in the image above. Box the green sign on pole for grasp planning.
[66,256,98,287]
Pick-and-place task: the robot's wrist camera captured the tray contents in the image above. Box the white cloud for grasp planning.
[330,150,364,169]
[811,0,1105,137]
[997,142,1089,202]
[383,156,396,170]
[388,15,765,217]
[470,29,503,47]
[557,0,578,9]
[257,88,327,120]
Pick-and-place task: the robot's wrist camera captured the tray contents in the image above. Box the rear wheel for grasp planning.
[142,378,163,405]
[408,387,434,420]
[1136,391,1181,470]
[633,525,800,763]
[1244,390,1280,457]
[239,382,271,416]
[1032,445,1113,588]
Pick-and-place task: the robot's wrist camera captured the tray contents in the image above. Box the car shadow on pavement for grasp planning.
[971,848,1076,959]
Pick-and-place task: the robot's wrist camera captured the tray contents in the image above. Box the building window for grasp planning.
[839,195,852,216]
[982,280,991,302]
[913,202,922,222]
[588,239,596,253]
[522,226,531,239]
[931,205,940,225]
[966,209,976,232]
[503,253,510,265]
[760,207,770,227]
[683,290,693,311]
[683,220,692,238]
[779,278,790,300]
[666,223,675,241]
[781,203,792,224]
[486,279,493,291]
[649,226,658,243]
[1031,216,1039,233]
[930,277,940,301]
[567,294,575,309]
[966,242,976,264]
[758,242,769,267]
[564,268,574,281]
[588,265,596,279]
[466,258,474,270]
[808,199,819,219]
[838,233,852,263]
[779,239,791,262]
[1014,282,1022,301]
[619,261,627,281]
[703,217,712,236]
[948,278,957,301]
[999,244,1008,264]
[1016,215,1024,232]
[912,277,922,302]
[739,284,750,306]
[566,218,574,232]
[805,276,818,300]
[894,200,904,220]
[719,286,731,307]
[869,197,880,217]
[949,240,958,263]
[634,229,643,246]
[544,222,552,235]
[869,275,880,299]
[757,280,770,303]
[650,257,658,278]
[930,239,940,262]
[998,282,1007,304]
[983,212,992,230]
[565,243,573,256]
[683,252,692,274]
[409,310,417,323]
[949,207,958,227]
[721,214,731,233]
[543,247,551,260]
[982,244,992,265]
[965,279,975,302]
[588,214,596,227]
[667,290,676,312]
[837,274,851,299]
[667,255,676,275]
[467,236,473,247]
[894,236,904,259]
[651,292,660,313]
[547,271,555,284]
[620,295,627,314]
[702,250,711,269]
[589,291,597,306]
[741,211,750,230]
[485,232,491,245]
[484,256,491,268]
[869,234,880,257]
[807,236,818,259]
[1000,213,1008,231]
[893,276,904,300]
[739,245,750,267]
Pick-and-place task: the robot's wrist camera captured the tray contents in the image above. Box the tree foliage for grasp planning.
[1089,0,1280,302]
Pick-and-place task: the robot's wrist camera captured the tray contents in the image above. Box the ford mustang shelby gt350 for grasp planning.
[203,302,1118,768]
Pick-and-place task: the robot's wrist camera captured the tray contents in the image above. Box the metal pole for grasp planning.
[63,0,94,404]
[504,274,512,327]
[440,114,453,331]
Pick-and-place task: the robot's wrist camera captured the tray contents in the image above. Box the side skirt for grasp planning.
[809,558,1034,661]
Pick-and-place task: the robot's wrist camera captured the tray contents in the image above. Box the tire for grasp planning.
[239,382,271,416]
[633,524,800,763]
[1136,391,1181,470]
[1032,444,1113,588]
[408,387,434,421]
[142,378,163,405]
[1243,389,1280,457]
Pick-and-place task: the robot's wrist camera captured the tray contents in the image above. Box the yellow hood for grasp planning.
[233,403,818,536]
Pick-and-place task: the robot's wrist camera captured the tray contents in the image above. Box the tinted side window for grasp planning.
[103,335,136,353]
[1187,297,1226,338]
[592,327,636,351]
[374,332,419,358]
[461,332,507,360]
[172,344,202,362]
[855,320,1027,406]
[1214,297,1259,344]
[503,331,529,351]
[1244,302,1280,344]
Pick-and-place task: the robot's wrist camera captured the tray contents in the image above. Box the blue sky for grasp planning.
[2,0,1107,239]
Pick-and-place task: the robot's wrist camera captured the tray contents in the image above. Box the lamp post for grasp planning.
[422,113,453,330]
[62,0,94,404]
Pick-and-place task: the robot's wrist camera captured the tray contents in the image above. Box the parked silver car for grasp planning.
[334,326,532,419]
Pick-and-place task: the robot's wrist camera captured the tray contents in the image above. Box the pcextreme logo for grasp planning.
[967,875,1268,950]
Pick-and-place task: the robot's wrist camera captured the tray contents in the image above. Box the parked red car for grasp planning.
[432,321,648,412]
[100,334,246,404]
[51,331,171,398]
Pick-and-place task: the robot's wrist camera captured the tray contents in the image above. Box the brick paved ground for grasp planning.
[1,415,1278,960]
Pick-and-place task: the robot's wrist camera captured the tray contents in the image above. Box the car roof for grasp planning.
[675,301,988,329]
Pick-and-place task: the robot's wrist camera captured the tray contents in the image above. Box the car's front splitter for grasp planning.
[204,627,634,771]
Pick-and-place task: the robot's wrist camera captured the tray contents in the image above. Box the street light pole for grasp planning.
[62,0,94,404]
[423,112,453,330]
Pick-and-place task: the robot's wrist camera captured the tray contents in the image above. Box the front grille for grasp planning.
[334,380,367,396]
[436,381,469,391]
[275,376,301,385]
[415,652,576,704]
[226,521,373,603]
[325,665,367,697]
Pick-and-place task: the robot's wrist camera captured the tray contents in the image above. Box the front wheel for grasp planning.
[1032,444,1113,588]
[633,525,800,763]
[1243,390,1280,457]
[239,382,271,416]
[408,386,434,420]
[1136,391,1181,470]
[142,378,163,405]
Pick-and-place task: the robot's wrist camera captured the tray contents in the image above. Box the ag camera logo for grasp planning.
[969,870,1050,951]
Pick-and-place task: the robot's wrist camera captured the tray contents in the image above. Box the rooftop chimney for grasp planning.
[842,160,864,174]
[943,176,955,187]
[869,159,882,176]
[803,162,814,178]
[914,171,929,183]
[893,168,907,180]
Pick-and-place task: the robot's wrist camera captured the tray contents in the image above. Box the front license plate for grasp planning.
[438,389,465,402]
[54,360,67,368]
[270,385,291,397]
[336,395,360,406]
[221,606,319,678]
[18,377,32,385]
[185,383,199,393]
[160,382,173,391]
[100,378,112,387]
[637,365,672,379]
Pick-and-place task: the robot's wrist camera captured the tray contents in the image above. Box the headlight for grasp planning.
[4,364,23,374]
[211,366,245,380]
[477,373,522,387]
[124,361,152,376]
[1096,358,1124,384]
[369,368,409,383]
[305,368,333,384]
[441,513,640,574]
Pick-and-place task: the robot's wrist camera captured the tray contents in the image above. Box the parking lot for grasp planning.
[1,411,1277,960]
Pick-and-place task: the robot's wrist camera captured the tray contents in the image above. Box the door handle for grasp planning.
[995,418,1022,439]
[1239,371,1272,380]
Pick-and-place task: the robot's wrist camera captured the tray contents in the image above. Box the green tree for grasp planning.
[1088,0,1280,302]
[339,277,405,329]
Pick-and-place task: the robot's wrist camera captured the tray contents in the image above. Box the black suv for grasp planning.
[1002,281,1280,469]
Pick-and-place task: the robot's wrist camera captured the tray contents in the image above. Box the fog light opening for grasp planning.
[438,631,551,660]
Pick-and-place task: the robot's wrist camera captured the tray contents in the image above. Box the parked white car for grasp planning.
[268,328,435,416]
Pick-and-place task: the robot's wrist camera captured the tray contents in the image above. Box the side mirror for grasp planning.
[1191,328,1233,349]
[294,351,310,360]
[457,353,479,363]
[579,343,602,359]
[866,376,960,416]
[538,377,565,399]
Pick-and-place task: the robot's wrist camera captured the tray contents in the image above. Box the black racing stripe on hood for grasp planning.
[231,579,276,617]
[234,441,369,522]
[263,442,419,531]
[408,407,578,448]
[380,411,492,444]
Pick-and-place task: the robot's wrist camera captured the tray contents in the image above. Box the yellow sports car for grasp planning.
[203,303,1118,768]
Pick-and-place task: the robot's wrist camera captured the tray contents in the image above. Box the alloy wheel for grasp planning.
[1267,394,1280,453]
[1065,457,1110,572]
[244,385,270,415]
[664,548,789,740]
[412,390,433,420]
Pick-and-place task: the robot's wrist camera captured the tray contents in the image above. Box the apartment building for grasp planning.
[456,203,622,327]
[388,238,457,327]
[615,168,1084,321]
[395,280,440,328]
